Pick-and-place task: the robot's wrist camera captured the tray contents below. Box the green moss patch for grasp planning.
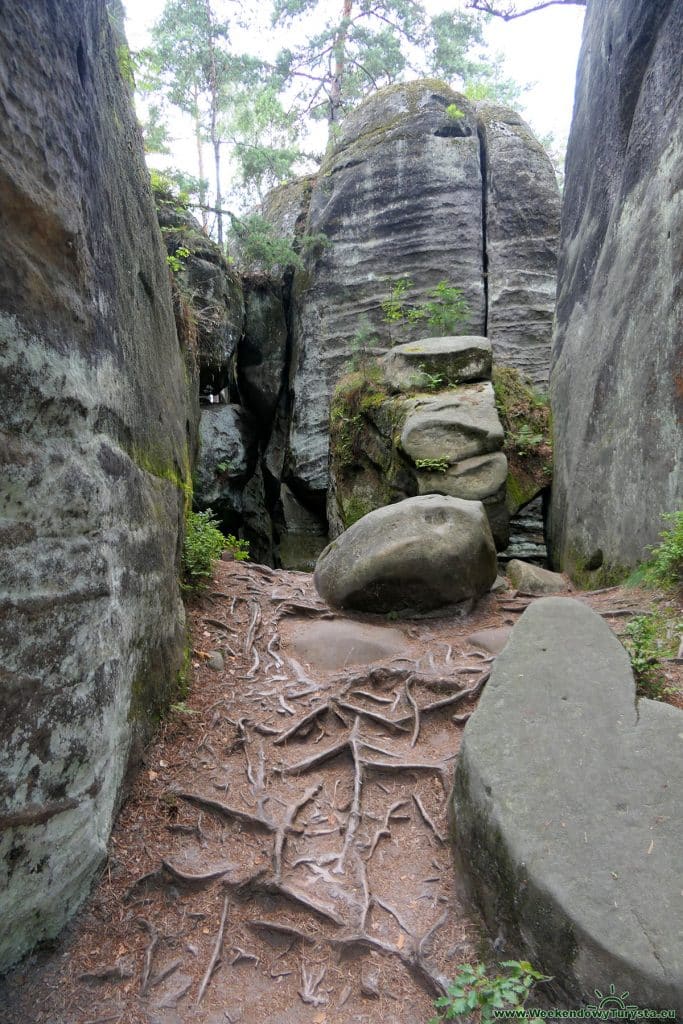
[492,366,552,514]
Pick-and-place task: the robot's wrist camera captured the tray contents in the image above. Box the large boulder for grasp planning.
[0,2,196,970]
[549,0,683,581]
[400,384,504,464]
[314,495,497,612]
[193,405,259,508]
[452,598,683,1014]
[479,104,560,387]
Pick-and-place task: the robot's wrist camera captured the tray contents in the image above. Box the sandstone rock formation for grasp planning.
[314,495,497,613]
[328,337,511,549]
[480,104,561,386]
[0,2,196,970]
[265,81,559,519]
[453,598,683,1015]
[549,0,683,581]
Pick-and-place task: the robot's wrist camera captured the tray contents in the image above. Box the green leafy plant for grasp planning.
[166,245,191,273]
[381,279,470,336]
[182,509,227,589]
[623,609,681,700]
[170,700,199,716]
[430,960,550,1023]
[415,457,449,473]
[182,509,249,591]
[446,102,466,120]
[512,422,545,455]
[418,365,445,390]
[641,511,683,590]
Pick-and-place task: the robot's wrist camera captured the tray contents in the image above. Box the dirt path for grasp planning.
[1,564,680,1024]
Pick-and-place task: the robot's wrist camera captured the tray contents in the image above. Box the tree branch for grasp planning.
[466,0,585,19]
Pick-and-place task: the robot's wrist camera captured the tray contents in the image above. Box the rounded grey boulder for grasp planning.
[314,495,497,613]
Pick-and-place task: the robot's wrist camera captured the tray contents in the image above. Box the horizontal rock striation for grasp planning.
[0,1,196,970]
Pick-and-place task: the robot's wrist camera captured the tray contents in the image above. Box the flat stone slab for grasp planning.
[452,597,683,1014]
[280,619,408,672]
[400,384,504,464]
[381,335,492,390]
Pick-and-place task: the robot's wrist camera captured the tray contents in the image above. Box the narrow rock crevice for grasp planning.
[476,118,490,339]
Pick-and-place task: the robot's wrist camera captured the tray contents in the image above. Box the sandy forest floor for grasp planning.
[1,561,681,1024]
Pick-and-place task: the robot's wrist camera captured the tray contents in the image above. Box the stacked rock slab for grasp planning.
[549,0,683,579]
[315,495,497,613]
[330,335,510,549]
[452,598,683,1014]
[0,2,196,969]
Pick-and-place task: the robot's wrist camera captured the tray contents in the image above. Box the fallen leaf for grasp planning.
[148,771,158,782]
[159,759,168,768]
[397,933,405,949]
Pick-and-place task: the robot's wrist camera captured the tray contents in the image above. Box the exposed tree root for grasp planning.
[196,894,230,1005]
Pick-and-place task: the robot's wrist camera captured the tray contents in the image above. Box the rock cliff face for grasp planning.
[272,82,559,522]
[162,81,559,573]
[550,0,683,580]
[0,2,196,970]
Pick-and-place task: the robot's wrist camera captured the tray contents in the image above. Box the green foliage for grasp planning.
[182,509,249,591]
[446,103,466,120]
[511,422,545,455]
[381,279,470,336]
[430,960,550,1023]
[415,457,449,473]
[492,366,552,496]
[330,360,388,469]
[641,511,683,590]
[229,212,328,273]
[150,168,208,208]
[428,11,527,108]
[623,608,680,701]
[170,700,199,716]
[381,277,412,324]
[226,84,303,203]
[116,43,136,88]
[166,246,191,273]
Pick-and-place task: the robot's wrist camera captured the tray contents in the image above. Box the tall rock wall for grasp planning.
[550,0,683,579]
[0,2,196,969]
[273,82,559,509]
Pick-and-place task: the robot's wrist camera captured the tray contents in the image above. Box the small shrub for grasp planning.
[642,511,683,590]
[381,278,470,336]
[182,509,249,591]
[166,246,191,273]
[430,960,550,1024]
[623,609,680,700]
[446,103,466,120]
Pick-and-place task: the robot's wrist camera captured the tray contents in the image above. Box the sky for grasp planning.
[124,0,585,191]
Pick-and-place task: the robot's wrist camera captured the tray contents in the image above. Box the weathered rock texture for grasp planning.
[155,195,245,393]
[272,81,559,507]
[0,3,196,970]
[549,0,683,581]
[480,104,561,386]
[328,340,510,549]
[452,598,683,1014]
[315,495,497,613]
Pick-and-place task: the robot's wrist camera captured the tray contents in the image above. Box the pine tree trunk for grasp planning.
[329,0,353,125]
